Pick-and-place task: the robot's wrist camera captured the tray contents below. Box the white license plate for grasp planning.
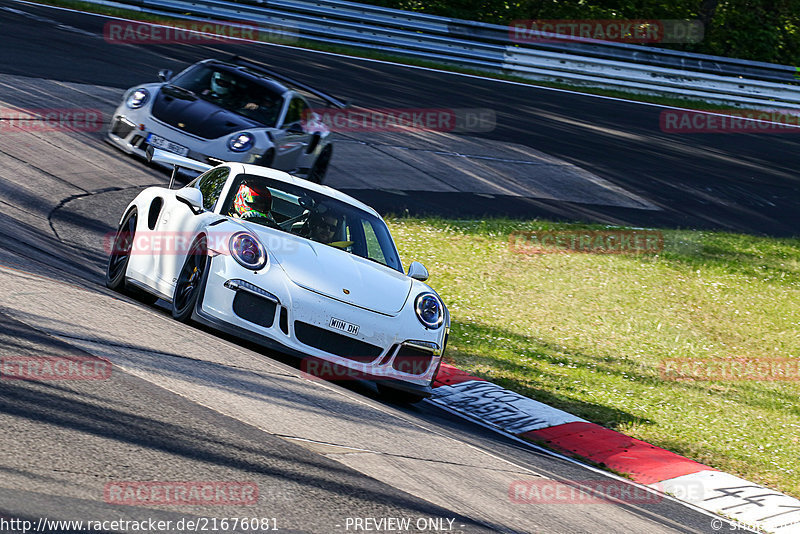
[147,134,189,156]
[329,317,360,336]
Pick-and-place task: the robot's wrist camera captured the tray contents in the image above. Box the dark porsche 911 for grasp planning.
[107,56,345,183]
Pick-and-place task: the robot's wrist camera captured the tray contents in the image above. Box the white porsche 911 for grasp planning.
[106,149,448,402]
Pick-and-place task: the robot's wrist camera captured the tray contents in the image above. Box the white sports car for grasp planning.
[106,150,449,402]
[107,56,341,183]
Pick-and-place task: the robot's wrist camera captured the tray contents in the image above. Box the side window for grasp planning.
[362,220,387,265]
[195,167,229,210]
[283,97,309,126]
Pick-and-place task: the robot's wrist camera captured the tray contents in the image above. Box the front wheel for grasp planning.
[106,210,158,305]
[259,148,275,168]
[106,209,137,291]
[172,236,207,322]
[307,145,332,184]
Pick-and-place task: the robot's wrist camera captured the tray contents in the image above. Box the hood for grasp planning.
[249,226,411,315]
[150,85,264,139]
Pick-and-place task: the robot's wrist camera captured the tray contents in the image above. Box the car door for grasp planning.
[271,95,313,172]
[154,166,230,297]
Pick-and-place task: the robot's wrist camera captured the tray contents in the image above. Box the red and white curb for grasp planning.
[431,364,800,533]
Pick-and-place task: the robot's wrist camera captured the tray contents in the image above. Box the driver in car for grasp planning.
[203,71,261,113]
[307,211,339,243]
[203,71,236,102]
[306,210,353,250]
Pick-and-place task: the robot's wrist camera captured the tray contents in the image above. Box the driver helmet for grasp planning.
[232,181,272,219]
[211,71,235,96]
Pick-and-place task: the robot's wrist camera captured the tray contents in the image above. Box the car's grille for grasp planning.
[392,345,434,375]
[232,291,277,328]
[110,117,135,138]
[294,321,383,361]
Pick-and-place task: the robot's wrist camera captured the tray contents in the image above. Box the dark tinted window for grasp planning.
[192,167,229,210]
[220,174,403,272]
[283,97,309,126]
[170,64,283,126]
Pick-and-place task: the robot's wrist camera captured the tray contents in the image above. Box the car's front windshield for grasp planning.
[170,64,283,127]
[220,174,404,272]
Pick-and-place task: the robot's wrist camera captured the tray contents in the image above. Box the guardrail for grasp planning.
[87,0,800,108]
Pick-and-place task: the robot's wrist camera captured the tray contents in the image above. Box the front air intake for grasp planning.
[294,321,382,361]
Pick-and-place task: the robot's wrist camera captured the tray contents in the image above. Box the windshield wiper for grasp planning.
[163,84,197,100]
[359,254,393,270]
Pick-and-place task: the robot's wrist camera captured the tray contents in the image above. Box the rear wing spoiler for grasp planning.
[230,55,349,109]
[146,147,213,188]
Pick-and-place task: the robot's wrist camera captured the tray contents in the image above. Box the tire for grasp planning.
[260,148,275,168]
[106,209,158,305]
[106,208,137,292]
[172,236,207,322]
[376,383,426,404]
[307,145,332,184]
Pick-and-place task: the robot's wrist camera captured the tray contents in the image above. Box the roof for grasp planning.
[231,163,381,217]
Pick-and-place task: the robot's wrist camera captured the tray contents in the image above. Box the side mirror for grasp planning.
[175,188,204,214]
[407,261,429,282]
[158,69,173,82]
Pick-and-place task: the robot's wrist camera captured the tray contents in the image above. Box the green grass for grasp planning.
[388,218,800,497]
[32,0,739,112]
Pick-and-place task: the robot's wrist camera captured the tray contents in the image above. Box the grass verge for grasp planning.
[388,217,800,497]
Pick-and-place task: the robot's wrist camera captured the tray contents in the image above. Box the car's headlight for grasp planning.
[228,132,255,152]
[415,293,444,329]
[126,88,150,109]
[229,232,267,270]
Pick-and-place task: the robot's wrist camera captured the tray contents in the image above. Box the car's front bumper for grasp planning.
[191,253,442,396]
[106,109,272,168]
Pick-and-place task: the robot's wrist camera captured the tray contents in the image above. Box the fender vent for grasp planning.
[148,198,163,230]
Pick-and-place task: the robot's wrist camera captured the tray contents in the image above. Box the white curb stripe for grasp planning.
[433,378,800,533]
[653,471,800,533]
[430,380,585,434]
